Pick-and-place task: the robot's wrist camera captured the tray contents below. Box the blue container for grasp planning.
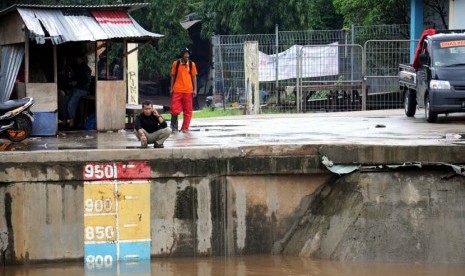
[31,112,58,136]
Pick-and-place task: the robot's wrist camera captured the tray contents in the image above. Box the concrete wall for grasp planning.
[0,146,329,264]
[279,170,465,263]
[0,182,83,263]
[225,175,331,255]
[1,145,464,264]
[0,174,330,264]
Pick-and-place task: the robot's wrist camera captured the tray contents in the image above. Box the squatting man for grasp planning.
[135,100,171,148]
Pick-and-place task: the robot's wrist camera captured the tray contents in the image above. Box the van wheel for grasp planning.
[425,95,437,123]
[404,89,416,117]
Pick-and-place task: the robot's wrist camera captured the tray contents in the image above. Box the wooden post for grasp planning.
[123,39,127,82]
[244,41,259,115]
[94,41,99,125]
[25,30,29,84]
[53,44,57,83]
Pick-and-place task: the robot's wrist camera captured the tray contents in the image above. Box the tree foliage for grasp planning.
[132,0,192,78]
[200,0,343,36]
[424,0,448,29]
[332,0,410,26]
[332,0,449,28]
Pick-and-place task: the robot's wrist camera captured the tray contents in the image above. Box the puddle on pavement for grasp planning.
[445,133,465,140]
[207,133,261,138]
[190,128,236,132]
[193,124,245,128]
[57,146,98,150]
[2,256,465,276]
[0,142,29,151]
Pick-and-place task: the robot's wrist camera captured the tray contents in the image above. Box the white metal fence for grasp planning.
[296,44,364,112]
[212,25,412,113]
[364,39,416,110]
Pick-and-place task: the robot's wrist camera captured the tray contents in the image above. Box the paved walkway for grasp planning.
[1,109,465,152]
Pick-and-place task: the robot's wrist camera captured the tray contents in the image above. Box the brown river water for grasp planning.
[3,256,465,276]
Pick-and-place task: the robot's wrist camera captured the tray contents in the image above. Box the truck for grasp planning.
[399,29,465,122]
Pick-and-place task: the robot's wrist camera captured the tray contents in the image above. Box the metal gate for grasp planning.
[296,44,364,112]
[363,39,416,110]
[212,30,349,113]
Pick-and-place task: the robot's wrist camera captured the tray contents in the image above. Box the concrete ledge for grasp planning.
[2,143,464,164]
[2,144,464,183]
[319,144,465,164]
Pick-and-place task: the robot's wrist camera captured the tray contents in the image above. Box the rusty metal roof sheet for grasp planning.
[2,4,163,44]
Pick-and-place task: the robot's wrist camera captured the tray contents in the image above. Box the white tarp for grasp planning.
[259,42,339,82]
[0,45,25,102]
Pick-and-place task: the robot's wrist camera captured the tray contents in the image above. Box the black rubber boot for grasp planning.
[171,115,178,133]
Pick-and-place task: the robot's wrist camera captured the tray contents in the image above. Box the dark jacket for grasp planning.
[135,113,167,133]
[73,64,92,90]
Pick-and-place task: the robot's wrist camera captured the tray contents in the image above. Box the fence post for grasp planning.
[212,35,226,110]
[351,24,355,82]
[275,24,279,105]
[244,41,259,115]
[211,35,216,108]
[296,47,301,113]
[362,41,367,111]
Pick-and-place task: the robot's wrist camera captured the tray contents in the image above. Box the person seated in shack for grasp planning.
[65,55,91,129]
[135,100,171,148]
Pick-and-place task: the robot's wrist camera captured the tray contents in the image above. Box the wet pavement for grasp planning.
[1,109,465,152]
[3,256,465,276]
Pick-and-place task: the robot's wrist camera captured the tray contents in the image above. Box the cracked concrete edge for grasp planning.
[1,144,465,164]
[0,144,320,164]
[318,144,465,164]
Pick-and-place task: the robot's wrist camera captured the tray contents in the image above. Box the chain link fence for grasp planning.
[212,24,411,113]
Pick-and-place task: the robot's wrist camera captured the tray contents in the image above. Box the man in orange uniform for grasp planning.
[170,48,197,133]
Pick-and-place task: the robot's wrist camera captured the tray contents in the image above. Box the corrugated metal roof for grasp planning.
[0,3,149,16]
[15,6,163,45]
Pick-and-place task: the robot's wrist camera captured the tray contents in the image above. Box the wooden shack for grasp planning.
[0,3,162,133]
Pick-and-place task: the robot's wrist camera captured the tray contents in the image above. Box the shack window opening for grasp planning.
[29,41,54,83]
[97,41,123,81]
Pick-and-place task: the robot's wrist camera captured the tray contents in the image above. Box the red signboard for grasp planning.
[83,161,150,181]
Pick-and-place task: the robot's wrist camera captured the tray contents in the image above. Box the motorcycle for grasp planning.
[0,97,34,142]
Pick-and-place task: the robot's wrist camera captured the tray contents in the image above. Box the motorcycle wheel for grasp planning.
[6,114,33,142]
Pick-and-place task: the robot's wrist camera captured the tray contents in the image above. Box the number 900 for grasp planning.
[84,198,113,213]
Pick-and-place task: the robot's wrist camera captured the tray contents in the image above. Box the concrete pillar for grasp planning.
[450,0,465,29]
[410,0,424,63]
[449,0,454,29]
